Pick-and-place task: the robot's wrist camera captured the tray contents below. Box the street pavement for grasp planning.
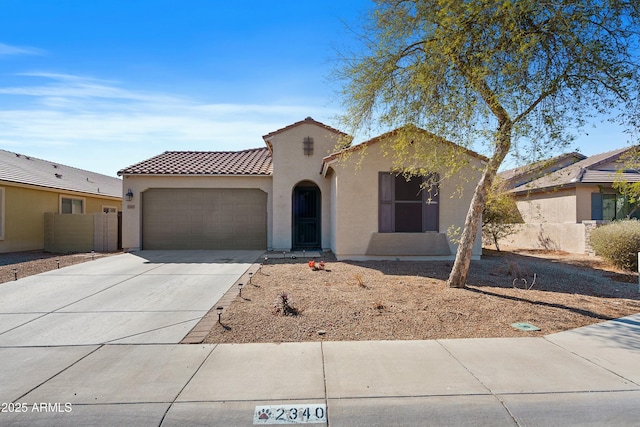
[0,251,638,426]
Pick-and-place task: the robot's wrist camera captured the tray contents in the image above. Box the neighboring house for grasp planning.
[499,151,587,190]
[497,147,640,253]
[0,150,123,253]
[118,117,486,260]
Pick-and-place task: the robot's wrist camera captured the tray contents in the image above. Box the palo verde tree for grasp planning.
[336,0,640,287]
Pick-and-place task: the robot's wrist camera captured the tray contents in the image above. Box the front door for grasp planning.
[292,184,321,249]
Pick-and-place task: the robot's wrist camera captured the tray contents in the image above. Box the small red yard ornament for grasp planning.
[308,259,326,271]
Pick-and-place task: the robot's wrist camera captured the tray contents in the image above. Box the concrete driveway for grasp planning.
[0,250,263,346]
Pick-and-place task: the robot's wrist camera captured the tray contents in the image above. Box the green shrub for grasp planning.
[590,219,640,271]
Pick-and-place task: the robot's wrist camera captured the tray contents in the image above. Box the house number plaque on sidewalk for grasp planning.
[253,404,327,424]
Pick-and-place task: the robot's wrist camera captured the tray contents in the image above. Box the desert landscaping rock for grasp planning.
[203,250,640,343]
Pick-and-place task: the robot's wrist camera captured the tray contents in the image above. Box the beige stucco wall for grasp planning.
[264,122,343,250]
[515,188,577,223]
[327,140,484,260]
[120,174,272,251]
[44,212,117,253]
[499,223,587,254]
[576,185,604,222]
[0,182,121,253]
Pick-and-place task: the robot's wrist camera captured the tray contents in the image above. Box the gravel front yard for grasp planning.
[3,249,638,344]
[203,249,640,343]
[0,251,115,284]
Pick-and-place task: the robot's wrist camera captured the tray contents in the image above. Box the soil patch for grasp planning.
[203,249,640,343]
[0,251,116,284]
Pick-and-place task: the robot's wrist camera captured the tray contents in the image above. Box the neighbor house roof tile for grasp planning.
[511,146,637,194]
[499,152,587,189]
[118,147,273,176]
[0,149,122,198]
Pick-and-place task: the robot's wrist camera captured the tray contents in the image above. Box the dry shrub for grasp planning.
[590,219,640,271]
[273,292,300,316]
[353,273,368,288]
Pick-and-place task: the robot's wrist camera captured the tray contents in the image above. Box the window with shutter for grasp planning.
[378,172,439,232]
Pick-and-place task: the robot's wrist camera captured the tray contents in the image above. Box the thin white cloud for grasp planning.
[0,42,44,57]
[2,72,185,104]
[0,72,339,175]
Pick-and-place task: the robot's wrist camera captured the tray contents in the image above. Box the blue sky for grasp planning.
[0,0,632,177]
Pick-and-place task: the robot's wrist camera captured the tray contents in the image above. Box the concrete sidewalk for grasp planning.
[1,313,639,426]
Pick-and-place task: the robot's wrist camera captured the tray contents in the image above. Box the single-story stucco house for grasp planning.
[0,149,122,253]
[118,117,486,260]
[498,146,640,253]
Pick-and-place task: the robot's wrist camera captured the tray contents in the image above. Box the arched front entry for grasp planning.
[292,181,321,249]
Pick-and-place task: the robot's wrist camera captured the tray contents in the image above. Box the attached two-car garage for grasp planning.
[142,188,267,250]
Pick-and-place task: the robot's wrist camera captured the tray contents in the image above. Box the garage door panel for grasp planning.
[142,188,267,250]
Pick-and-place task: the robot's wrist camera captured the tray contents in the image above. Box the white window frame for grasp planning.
[60,195,85,214]
[102,205,117,214]
[0,187,5,240]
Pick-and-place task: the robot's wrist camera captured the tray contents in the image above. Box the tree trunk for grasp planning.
[447,127,512,288]
[492,231,501,252]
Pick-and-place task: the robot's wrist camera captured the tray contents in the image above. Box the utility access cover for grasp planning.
[511,322,541,332]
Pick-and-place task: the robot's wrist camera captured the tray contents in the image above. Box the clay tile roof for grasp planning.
[498,152,587,189]
[510,146,637,193]
[0,149,121,197]
[117,147,273,176]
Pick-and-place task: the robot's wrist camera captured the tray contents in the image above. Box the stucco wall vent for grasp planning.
[303,136,314,156]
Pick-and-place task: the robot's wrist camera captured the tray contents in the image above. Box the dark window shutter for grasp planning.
[591,193,603,220]
[423,173,439,232]
[379,172,394,232]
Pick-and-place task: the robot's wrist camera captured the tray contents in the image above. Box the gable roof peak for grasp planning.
[262,117,348,141]
[320,125,488,176]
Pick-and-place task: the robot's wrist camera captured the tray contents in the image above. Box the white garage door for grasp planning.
[142,188,267,250]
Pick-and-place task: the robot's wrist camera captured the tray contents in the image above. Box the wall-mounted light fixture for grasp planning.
[125,189,134,201]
